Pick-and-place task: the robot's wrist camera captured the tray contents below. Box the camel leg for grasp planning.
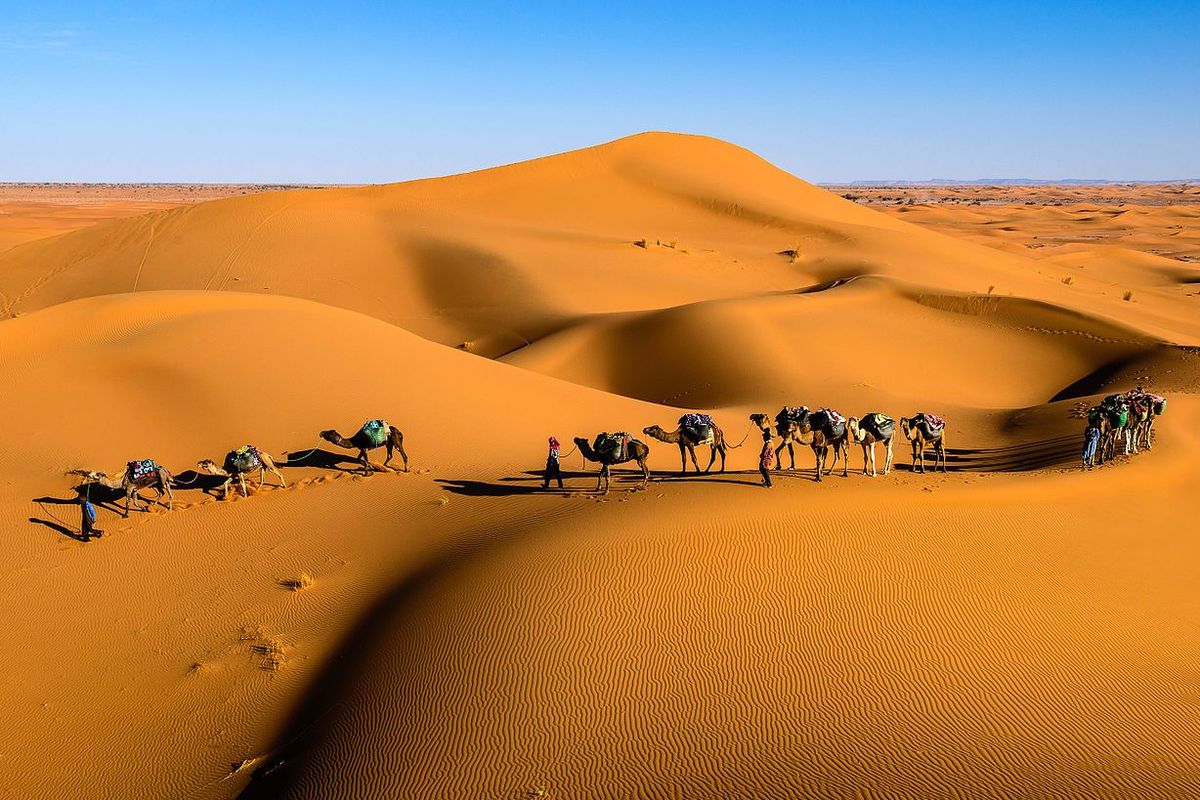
[358,449,373,476]
[599,464,610,494]
[813,446,823,482]
[841,442,848,477]
[686,444,701,474]
[638,457,649,489]
[221,478,232,499]
[717,444,726,473]
[261,455,287,488]
[703,445,717,473]
[884,439,893,475]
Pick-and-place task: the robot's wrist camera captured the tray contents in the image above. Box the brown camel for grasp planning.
[807,409,850,482]
[70,460,174,517]
[847,413,895,477]
[642,419,729,474]
[751,407,811,470]
[573,434,650,493]
[899,414,947,473]
[197,445,287,499]
[319,419,408,476]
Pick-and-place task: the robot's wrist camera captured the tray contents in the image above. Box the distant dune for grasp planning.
[1,133,1198,799]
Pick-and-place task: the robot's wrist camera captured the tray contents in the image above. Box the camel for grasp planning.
[899,414,947,473]
[642,417,729,475]
[319,420,408,476]
[847,413,895,477]
[70,460,174,517]
[197,445,287,499]
[1096,397,1130,462]
[808,409,850,482]
[752,407,810,470]
[573,434,650,493]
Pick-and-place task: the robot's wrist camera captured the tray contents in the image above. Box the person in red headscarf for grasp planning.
[542,435,564,489]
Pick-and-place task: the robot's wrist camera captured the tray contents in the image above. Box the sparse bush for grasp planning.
[1123,290,1134,301]
[280,573,313,592]
[987,285,996,294]
[633,238,647,248]
[1062,276,1074,285]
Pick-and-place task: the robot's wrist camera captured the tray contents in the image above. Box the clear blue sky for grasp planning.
[2,1,1197,183]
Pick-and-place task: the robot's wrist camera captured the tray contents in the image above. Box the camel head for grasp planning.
[318,430,340,445]
[196,459,227,476]
[642,425,664,437]
[749,413,770,430]
[68,469,106,481]
[899,417,913,438]
[846,417,861,443]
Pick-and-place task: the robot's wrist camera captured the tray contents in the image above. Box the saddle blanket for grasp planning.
[226,445,262,473]
[916,413,945,431]
[864,412,895,438]
[127,459,158,480]
[679,413,714,430]
[819,408,846,427]
[595,432,630,461]
[362,419,389,446]
[777,406,809,426]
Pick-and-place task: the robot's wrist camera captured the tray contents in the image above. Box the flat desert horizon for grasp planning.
[1,132,1198,799]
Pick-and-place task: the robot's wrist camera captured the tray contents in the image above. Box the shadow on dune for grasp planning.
[278,447,364,473]
[172,470,229,496]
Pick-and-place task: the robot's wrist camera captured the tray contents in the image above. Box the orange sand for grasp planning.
[0,134,1198,799]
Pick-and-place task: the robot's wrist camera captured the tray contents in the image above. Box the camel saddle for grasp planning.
[362,419,389,446]
[914,413,945,435]
[776,406,810,429]
[127,459,158,481]
[863,412,894,440]
[594,432,629,461]
[679,413,715,445]
[811,409,846,439]
[225,445,261,474]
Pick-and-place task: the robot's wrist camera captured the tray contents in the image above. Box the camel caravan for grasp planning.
[1081,388,1166,469]
[60,386,1165,536]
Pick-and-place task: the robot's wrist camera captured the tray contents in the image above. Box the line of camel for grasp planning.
[63,387,1166,514]
[575,409,948,493]
[68,421,408,518]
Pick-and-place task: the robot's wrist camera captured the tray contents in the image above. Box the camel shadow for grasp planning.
[172,470,229,497]
[279,447,364,473]
[438,472,598,497]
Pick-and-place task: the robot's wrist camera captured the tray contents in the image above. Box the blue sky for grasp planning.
[1,1,1197,182]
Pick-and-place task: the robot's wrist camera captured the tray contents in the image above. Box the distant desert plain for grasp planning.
[1,134,1198,798]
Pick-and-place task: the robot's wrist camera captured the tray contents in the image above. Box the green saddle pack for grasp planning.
[362,419,389,446]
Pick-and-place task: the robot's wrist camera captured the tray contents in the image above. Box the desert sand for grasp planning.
[0,133,1197,799]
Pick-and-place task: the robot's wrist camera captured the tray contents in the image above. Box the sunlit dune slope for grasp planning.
[5,133,1194,362]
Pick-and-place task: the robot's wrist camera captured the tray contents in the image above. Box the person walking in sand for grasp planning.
[758,428,775,488]
[543,436,565,489]
[79,487,103,540]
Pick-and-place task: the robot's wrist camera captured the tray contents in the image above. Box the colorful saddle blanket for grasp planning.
[811,409,846,438]
[1147,394,1166,414]
[679,413,714,430]
[863,412,895,439]
[362,419,389,446]
[915,413,945,434]
[225,445,261,474]
[127,459,158,481]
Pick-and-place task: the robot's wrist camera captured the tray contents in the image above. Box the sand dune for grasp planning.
[1,134,1198,799]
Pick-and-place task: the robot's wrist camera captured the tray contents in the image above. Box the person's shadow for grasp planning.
[30,482,126,541]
